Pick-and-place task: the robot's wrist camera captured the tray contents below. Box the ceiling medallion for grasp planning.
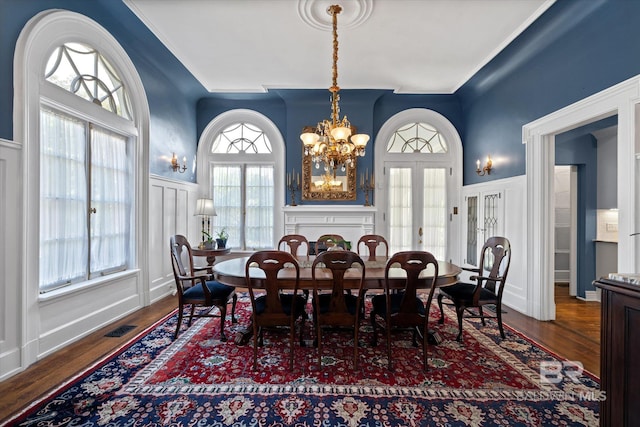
[297,0,373,31]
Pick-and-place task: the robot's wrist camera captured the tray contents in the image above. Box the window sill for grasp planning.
[39,269,141,303]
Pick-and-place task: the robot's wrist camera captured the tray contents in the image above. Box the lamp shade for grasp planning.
[351,133,369,148]
[194,198,217,216]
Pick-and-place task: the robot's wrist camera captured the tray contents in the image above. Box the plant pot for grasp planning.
[216,238,227,249]
[204,240,215,249]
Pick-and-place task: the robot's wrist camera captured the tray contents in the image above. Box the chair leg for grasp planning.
[317,324,323,370]
[386,316,393,371]
[252,321,259,371]
[175,305,184,339]
[299,316,305,347]
[354,321,359,371]
[496,303,506,339]
[187,304,196,326]
[455,304,465,342]
[219,305,228,342]
[437,293,445,325]
[422,323,429,372]
[231,294,238,323]
[478,306,486,326]
[370,311,378,347]
[289,320,295,371]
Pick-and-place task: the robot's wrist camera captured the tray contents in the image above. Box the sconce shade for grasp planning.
[194,198,217,216]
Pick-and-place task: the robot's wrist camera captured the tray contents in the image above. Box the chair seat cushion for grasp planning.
[316,293,358,315]
[371,293,425,316]
[440,282,497,302]
[255,293,307,317]
[183,280,234,300]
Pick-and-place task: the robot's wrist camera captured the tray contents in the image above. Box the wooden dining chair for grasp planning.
[170,235,237,340]
[370,251,439,371]
[315,234,346,254]
[437,236,511,341]
[278,234,310,258]
[311,250,366,370]
[244,250,307,371]
[356,234,389,259]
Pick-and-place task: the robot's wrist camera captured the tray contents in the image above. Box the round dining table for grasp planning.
[212,255,461,345]
[213,255,461,289]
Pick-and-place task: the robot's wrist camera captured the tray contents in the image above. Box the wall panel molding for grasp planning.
[0,139,23,380]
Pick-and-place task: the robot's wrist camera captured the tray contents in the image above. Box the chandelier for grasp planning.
[300,4,369,177]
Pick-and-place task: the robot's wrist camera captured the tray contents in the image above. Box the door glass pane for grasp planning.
[388,167,412,253]
[90,126,129,275]
[483,192,500,268]
[422,168,446,259]
[466,196,478,266]
[245,165,274,249]
[39,108,88,290]
[211,165,242,248]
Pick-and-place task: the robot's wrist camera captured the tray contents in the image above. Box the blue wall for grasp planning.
[197,89,465,205]
[458,0,640,185]
[0,0,205,182]
[3,0,640,190]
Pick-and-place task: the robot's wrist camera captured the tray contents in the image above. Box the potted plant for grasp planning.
[215,228,228,249]
[201,231,215,249]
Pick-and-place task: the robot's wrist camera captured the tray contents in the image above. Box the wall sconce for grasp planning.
[476,155,493,176]
[171,152,187,173]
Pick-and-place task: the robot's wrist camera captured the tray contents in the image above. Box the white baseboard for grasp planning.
[577,290,601,302]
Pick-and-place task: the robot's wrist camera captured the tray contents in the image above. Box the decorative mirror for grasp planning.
[302,155,356,201]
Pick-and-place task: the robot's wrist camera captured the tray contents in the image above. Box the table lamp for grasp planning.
[194,198,217,249]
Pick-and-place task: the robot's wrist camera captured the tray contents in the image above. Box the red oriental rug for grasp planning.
[5,294,600,426]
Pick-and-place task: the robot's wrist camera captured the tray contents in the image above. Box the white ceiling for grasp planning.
[124,0,555,94]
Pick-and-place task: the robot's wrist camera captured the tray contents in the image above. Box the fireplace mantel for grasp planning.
[282,205,378,248]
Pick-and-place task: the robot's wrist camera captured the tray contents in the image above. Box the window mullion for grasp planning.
[241,164,247,250]
[86,122,93,279]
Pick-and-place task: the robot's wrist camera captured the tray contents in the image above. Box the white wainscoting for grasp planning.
[282,205,378,250]
[0,139,23,380]
[148,175,200,303]
[462,175,528,316]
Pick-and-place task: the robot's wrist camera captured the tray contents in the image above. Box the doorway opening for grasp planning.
[523,75,638,321]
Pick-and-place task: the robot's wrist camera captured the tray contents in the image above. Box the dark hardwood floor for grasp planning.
[0,287,601,422]
[501,283,600,377]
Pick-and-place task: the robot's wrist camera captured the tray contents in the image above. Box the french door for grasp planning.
[386,162,454,260]
[463,190,503,268]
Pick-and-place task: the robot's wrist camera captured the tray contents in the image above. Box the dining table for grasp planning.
[213,255,461,289]
[212,254,462,344]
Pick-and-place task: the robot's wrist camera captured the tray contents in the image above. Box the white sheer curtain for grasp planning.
[211,164,274,250]
[39,109,131,291]
[245,165,274,249]
[388,167,413,253]
[90,126,129,274]
[422,168,446,260]
[40,108,88,291]
[211,165,242,248]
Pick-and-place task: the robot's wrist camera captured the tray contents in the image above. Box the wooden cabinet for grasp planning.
[593,278,640,427]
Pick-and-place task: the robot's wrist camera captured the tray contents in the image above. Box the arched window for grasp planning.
[386,122,448,154]
[375,109,462,261]
[15,10,149,294]
[198,110,285,250]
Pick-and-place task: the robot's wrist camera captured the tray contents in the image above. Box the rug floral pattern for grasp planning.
[8,294,600,426]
